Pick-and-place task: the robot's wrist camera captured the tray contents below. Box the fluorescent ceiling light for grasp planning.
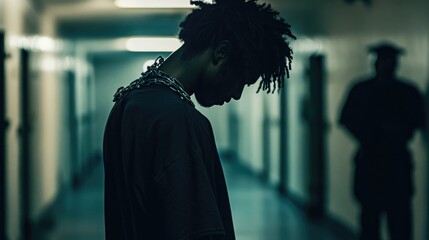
[125,37,182,52]
[115,0,213,8]
[9,35,63,52]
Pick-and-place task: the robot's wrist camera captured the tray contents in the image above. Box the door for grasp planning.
[19,48,32,239]
[261,97,270,181]
[278,87,288,194]
[0,30,6,240]
[306,54,327,217]
[227,107,240,162]
[66,71,79,189]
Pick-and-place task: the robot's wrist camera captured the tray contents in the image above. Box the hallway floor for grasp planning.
[41,160,352,240]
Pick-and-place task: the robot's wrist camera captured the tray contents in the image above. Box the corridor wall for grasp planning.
[0,0,4,29]
[286,51,314,206]
[2,1,96,239]
[4,0,42,238]
[230,84,265,174]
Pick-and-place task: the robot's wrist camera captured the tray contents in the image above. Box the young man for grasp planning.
[103,0,295,239]
[340,43,425,240]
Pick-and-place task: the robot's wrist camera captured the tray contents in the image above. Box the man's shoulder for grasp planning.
[354,78,374,88]
[126,86,188,109]
[347,78,374,95]
[395,79,421,93]
[122,86,204,125]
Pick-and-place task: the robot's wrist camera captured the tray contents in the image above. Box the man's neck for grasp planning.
[158,46,211,96]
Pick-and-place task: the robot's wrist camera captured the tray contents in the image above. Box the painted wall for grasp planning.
[4,0,32,237]
[228,84,265,174]
[0,0,4,29]
[286,51,313,205]
[27,52,65,219]
[3,1,94,239]
[73,46,97,186]
[265,93,281,184]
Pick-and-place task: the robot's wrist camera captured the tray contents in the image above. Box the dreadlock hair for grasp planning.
[179,0,296,93]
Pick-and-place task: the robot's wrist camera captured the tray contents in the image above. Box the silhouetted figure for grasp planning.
[340,43,425,240]
[103,0,295,239]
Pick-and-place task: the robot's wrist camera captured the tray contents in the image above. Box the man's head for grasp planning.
[369,42,404,80]
[178,0,295,107]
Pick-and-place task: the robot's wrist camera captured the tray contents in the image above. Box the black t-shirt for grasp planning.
[103,85,235,240]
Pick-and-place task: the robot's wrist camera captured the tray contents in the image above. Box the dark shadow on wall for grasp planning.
[339,42,425,240]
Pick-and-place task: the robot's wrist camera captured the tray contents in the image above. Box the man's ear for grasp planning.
[213,40,232,65]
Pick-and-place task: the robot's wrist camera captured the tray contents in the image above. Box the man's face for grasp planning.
[194,59,260,107]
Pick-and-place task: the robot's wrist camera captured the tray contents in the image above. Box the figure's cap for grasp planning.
[368,42,405,58]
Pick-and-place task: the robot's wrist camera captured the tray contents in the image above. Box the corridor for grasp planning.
[40,160,350,240]
[2,1,429,239]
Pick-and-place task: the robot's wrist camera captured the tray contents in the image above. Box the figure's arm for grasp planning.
[415,89,427,141]
[417,90,427,132]
[387,86,428,144]
[340,86,370,142]
[341,121,379,145]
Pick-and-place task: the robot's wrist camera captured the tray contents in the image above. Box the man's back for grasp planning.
[103,85,235,240]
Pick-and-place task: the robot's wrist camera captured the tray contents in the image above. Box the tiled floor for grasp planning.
[41,160,349,240]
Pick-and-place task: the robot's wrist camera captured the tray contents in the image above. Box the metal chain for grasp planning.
[113,57,195,108]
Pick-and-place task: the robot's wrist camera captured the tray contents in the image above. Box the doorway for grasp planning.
[20,48,32,239]
[306,54,327,217]
[65,71,79,189]
[0,30,6,240]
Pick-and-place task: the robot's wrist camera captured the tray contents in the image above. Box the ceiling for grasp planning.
[37,0,317,39]
[40,0,201,38]
[57,12,188,38]
[31,0,331,56]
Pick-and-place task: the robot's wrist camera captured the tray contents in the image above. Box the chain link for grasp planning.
[113,57,195,108]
